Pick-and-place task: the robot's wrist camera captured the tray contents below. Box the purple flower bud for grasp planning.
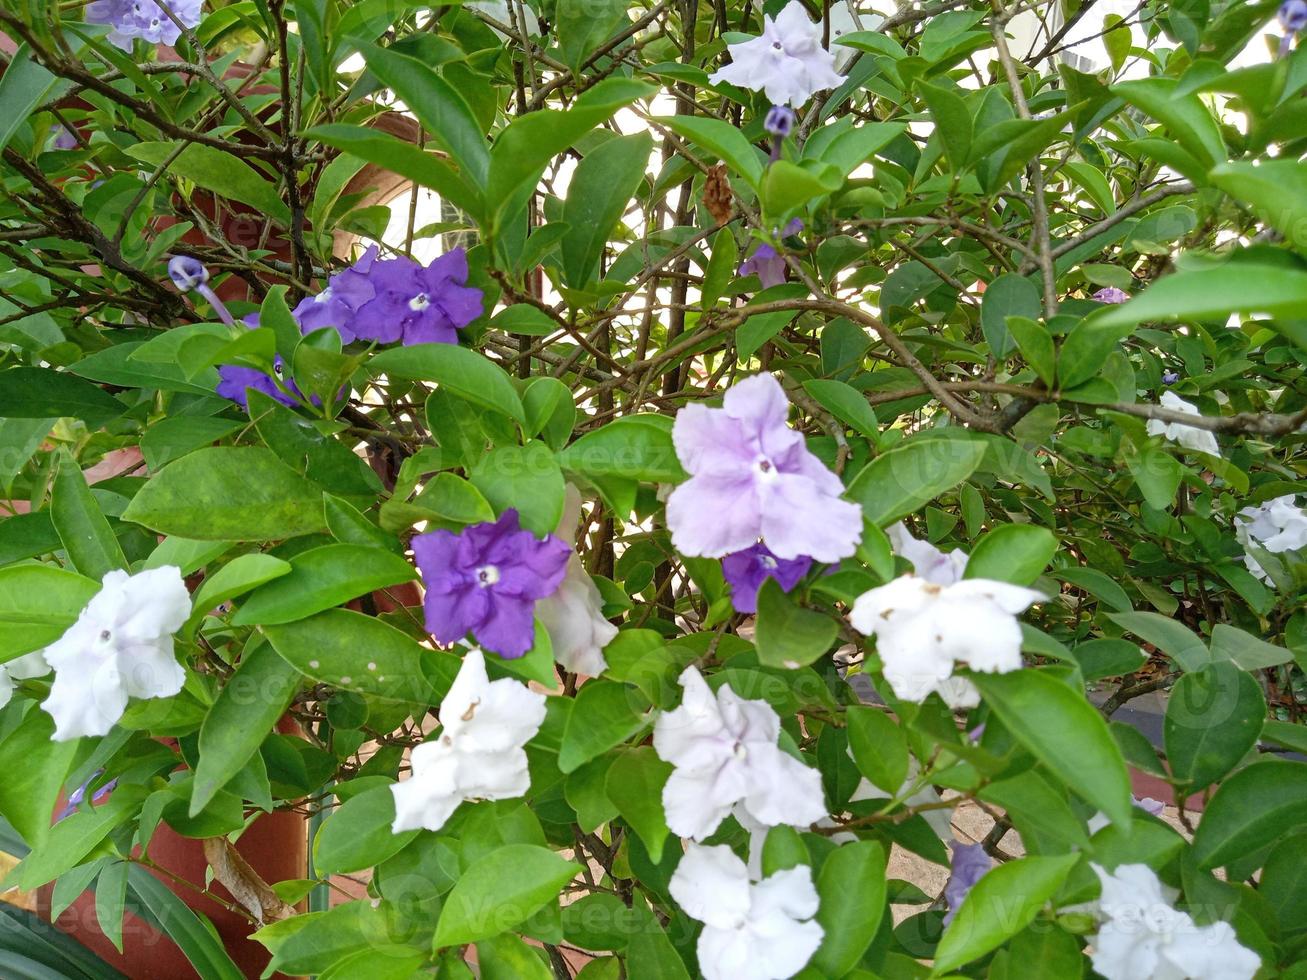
[764,105,797,137]
[1280,0,1307,32]
[943,841,992,926]
[1092,286,1129,304]
[168,254,208,292]
[1162,370,1180,385]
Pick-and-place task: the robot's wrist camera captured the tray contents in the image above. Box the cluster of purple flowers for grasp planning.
[87,0,203,50]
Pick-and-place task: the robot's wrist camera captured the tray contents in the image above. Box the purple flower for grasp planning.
[215,360,298,409]
[721,543,812,614]
[1092,286,1130,304]
[51,125,79,150]
[292,245,381,344]
[1162,370,1180,385]
[413,509,571,658]
[739,244,788,288]
[1281,0,1307,53]
[87,0,204,51]
[942,841,992,926]
[666,373,863,563]
[56,771,117,821]
[350,248,483,346]
[764,106,797,138]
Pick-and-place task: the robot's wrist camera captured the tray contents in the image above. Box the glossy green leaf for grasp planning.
[433,844,580,947]
[231,544,416,625]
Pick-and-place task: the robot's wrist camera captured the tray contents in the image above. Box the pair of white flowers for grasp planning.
[6,566,191,741]
[1235,493,1307,583]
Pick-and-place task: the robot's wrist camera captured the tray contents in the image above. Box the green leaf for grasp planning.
[555,0,628,71]
[1165,661,1264,793]
[433,844,580,947]
[561,133,653,287]
[558,415,684,483]
[190,642,300,816]
[1107,611,1210,672]
[0,564,98,660]
[661,115,765,189]
[1123,442,1186,509]
[971,670,1133,827]
[761,160,840,219]
[605,747,672,863]
[919,81,972,170]
[16,785,146,889]
[356,44,489,188]
[470,442,565,535]
[231,544,417,625]
[1112,78,1225,168]
[313,784,416,875]
[1091,261,1307,329]
[761,825,809,876]
[559,680,652,774]
[186,553,292,633]
[122,447,327,541]
[964,524,1056,586]
[1057,315,1134,390]
[812,841,887,976]
[931,853,1079,974]
[1209,623,1292,670]
[846,705,909,795]
[369,344,525,423]
[1210,159,1307,244]
[1193,759,1307,869]
[0,44,70,154]
[126,866,244,980]
[476,933,553,980]
[1260,832,1307,934]
[50,448,127,580]
[1006,316,1056,386]
[95,860,128,953]
[0,707,79,849]
[1103,13,1131,71]
[0,368,122,427]
[264,608,456,703]
[754,579,838,669]
[127,142,290,224]
[802,380,879,440]
[981,275,1042,358]
[846,437,987,526]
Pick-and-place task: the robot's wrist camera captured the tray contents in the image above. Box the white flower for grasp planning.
[849,758,954,840]
[827,2,882,71]
[0,651,52,710]
[653,666,827,840]
[1235,494,1307,582]
[41,567,190,741]
[1089,864,1259,980]
[1146,391,1221,457]
[669,842,823,980]
[391,648,546,833]
[537,555,617,676]
[848,576,1043,706]
[708,0,845,107]
[467,0,540,37]
[887,522,968,585]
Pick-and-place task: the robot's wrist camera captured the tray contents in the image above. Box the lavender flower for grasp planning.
[56,771,118,821]
[1281,0,1307,55]
[349,248,483,346]
[764,106,797,137]
[666,373,862,562]
[412,509,571,658]
[51,125,79,151]
[708,1,845,107]
[942,841,992,926]
[168,254,235,327]
[1092,286,1130,304]
[721,543,812,614]
[1161,370,1180,385]
[215,361,298,410]
[87,0,204,51]
[738,219,803,288]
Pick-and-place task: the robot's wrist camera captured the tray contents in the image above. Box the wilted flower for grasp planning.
[1146,391,1221,457]
[668,842,823,980]
[1235,494,1307,583]
[1092,286,1130,304]
[666,373,863,562]
[41,567,190,741]
[848,576,1043,706]
[654,666,826,840]
[87,0,204,51]
[350,248,483,346]
[536,555,617,676]
[391,649,546,833]
[412,509,571,659]
[942,841,992,926]
[1089,863,1260,980]
[708,0,845,107]
[887,521,968,585]
[721,543,812,614]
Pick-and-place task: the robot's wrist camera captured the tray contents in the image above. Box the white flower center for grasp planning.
[409,292,430,311]
[759,555,778,570]
[755,456,778,480]
[732,740,748,760]
[476,565,500,587]
[98,630,112,643]
[314,287,333,304]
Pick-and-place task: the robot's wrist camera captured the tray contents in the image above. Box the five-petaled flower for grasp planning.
[390,649,546,833]
[1235,494,1307,583]
[412,508,571,659]
[41,567,191,741]
[848,576,1043,707]
[1088,863,1259,980]
[708,0,845,107]
[87,0,203,51]
[666,373,863,562]
[668,842,823,980]
[1147,391,1221,457]
[350,249,484,346]
[653,666,826,840]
